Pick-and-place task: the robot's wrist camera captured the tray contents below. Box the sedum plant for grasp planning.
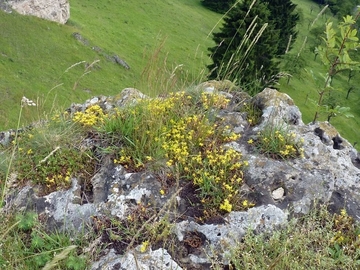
[249,124,304,159]
[101,90,248,214]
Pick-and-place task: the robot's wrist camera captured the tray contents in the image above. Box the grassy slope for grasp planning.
[278,0,360,147]
[0,0,220,129]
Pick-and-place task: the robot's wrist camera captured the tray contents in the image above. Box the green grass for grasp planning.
[0,0,221,130]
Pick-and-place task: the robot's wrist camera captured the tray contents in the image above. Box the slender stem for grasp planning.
[1,106,23,207]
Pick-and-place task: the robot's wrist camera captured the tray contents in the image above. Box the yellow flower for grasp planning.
[140,240,150,253]
[27,149,33,155]
[166,160,173,167]
[160,189,165,195]
[247,139,253,144]
[65,175,71,183]
[340,209,347,216]
[219,199,232,212]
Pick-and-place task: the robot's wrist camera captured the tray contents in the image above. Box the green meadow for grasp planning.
[0,0,220,129]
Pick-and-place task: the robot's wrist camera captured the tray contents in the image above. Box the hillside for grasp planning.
[0,0,220,129]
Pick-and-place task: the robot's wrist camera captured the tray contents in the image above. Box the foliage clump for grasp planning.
[9,117,97,194]
[222,206,360,269]
[102,90,247,214]
[0,212,86,270]
[248,125,304,159]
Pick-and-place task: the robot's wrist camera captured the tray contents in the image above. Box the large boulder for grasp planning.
[8,0,70,24]
[3,85,360,269]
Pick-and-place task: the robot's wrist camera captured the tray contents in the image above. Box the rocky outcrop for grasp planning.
[7,0,70,24]
[3,83,360,269]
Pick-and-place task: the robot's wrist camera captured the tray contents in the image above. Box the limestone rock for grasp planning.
[253,88,303,126]
[91,248,182,270]
[8,0,70,24]
[174,204,287,265]
[3,83,360,269]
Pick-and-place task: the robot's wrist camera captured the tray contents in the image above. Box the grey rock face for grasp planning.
[174,204,287,265]
[242,88,360,220]
[91,248,182,270]
[8,0,70,24]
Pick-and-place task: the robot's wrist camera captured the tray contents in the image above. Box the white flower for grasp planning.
[21,96,36,107]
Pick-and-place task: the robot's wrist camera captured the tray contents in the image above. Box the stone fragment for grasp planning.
[272,187,285,200]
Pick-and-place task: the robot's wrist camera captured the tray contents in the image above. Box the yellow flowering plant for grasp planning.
[101,90,247,214]
[329,208,360,259]
[240,102,262,126]
[72,104,107,127]
[253,124,304,159]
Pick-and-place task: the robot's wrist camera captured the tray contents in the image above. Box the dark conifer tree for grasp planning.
[201,0,236,14]
[207,0,280,93]
[267,0,299,55]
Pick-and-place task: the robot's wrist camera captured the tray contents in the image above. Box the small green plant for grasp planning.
[312,11,360,123]
[1,96,37,206]
[329,209,360,260]
[249,124,304,159]
[0,212,87,269]
[5,111,97,194]
[92,202,173,255]
[240,101,262,126]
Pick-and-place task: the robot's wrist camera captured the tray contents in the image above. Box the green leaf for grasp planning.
[16,212,37,231]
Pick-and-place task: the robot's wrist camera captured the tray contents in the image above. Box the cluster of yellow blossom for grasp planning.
[114,149,132,167]
[139,240,150,253]
[254,128,305,159]
[106,90,248,213]
[45,170,71,189]
[73,105,106,127]
[279,144,297,157]
[190,147,244,211]
[162,115,214,164]
[161,111,245,212]
[201,92,229,110]
[219,199,232,212]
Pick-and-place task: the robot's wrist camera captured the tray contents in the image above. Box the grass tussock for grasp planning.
[211,206,360,270]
